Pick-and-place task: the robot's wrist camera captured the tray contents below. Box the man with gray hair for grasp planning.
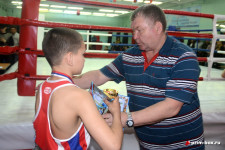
[73,4,204,150]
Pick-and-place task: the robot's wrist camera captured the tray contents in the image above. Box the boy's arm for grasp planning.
[73,70,111,89]
[75,90,123,150]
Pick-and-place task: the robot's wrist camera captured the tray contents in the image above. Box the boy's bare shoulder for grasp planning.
[57,85,92,101]
[60,86,94,112]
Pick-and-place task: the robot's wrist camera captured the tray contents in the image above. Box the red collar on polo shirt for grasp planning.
[141,51,159,71]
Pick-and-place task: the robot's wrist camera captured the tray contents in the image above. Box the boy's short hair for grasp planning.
[42,27,83,67]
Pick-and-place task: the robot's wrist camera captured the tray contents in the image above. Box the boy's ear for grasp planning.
[66,52,73,66]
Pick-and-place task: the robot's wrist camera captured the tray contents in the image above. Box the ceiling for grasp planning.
[2,0,201,18]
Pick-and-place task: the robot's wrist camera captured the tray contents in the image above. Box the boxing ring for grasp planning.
[0,0,225,149]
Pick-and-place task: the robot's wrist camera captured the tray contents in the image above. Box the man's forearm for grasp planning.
[128,98,183,127]
[73,70,110,89]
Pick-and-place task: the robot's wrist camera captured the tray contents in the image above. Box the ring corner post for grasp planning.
[17,0,40,96]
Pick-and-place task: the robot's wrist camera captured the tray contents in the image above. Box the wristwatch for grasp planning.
[126,112,134,127]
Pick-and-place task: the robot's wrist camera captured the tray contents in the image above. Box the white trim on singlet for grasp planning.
[33,82,43,122]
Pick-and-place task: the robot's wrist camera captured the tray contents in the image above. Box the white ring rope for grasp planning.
[86,50,109,53]
[220,29,225,33]
[84,42,111,46]
[207,14,225,80]
[81,32,112,37]
[211,57,225,62]
[217,51,225,54]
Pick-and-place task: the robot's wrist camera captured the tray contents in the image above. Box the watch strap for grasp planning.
[126,112,134,127]
[127,112,132,120]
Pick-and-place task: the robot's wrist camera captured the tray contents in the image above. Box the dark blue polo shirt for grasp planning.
[101,36,204,149]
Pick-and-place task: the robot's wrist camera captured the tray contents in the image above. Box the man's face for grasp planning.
[10,28,17,34]
[131,16,157,51]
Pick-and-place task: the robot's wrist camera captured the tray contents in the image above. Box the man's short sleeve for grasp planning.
[165,52,200,104]
[100,54,125,83]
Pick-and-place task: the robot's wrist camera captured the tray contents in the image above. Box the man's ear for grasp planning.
[155,21,163,34]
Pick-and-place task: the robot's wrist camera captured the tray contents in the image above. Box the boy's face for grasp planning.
[73,42,85,74]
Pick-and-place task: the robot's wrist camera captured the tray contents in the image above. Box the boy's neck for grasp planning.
[52,66,73,78]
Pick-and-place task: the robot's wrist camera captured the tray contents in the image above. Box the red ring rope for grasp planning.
[0,46,19,54]
[0,72,18,81]
[164,10,214,19]
[167,31,213,38]
[49,0,138,10]
[0,45,209,62]
[50,0,214,19]
[0,17,214,38]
